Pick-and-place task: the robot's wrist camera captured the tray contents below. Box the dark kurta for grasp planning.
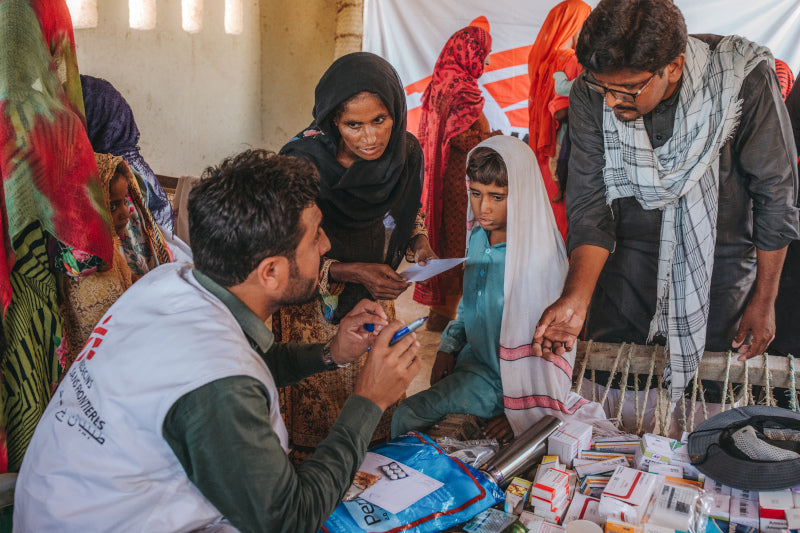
[772,79,800,355]
[567,35,799,352]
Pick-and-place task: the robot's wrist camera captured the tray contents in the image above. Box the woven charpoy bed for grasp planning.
[572,341,799,436]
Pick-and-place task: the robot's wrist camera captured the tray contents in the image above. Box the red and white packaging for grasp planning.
[759,490,795,533]
[519,512,566,533]
[548,421,593,467]
[575,457,628,478]
[533,468,570,501]
[532,492,569,514]
[564,493,603,526]
[599,466,664,525]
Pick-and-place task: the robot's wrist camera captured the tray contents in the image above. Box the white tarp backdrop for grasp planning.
[363,0,800,138]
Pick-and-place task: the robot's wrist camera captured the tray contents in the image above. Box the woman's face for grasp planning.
[334,92,394,163]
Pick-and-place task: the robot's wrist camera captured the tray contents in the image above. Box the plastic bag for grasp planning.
[643,481,713,533]
[435,436,500,468]
[320,432,504,533]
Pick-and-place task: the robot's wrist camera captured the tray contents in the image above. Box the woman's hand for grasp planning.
[411,235,438,266]
[329,261,410,300]
[430,351,456,386]
[356,263,410,300]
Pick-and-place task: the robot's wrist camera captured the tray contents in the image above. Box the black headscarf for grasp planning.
[281,52,423,318]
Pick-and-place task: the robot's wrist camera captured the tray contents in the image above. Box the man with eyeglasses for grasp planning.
[532,0,799,425]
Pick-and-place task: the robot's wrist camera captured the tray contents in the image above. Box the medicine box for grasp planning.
[548,421,593,467]
[564,493,603,526]
[599,466,663,525]
[505,477,532,515]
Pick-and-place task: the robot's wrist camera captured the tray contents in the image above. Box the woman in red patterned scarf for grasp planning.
[413,23,497,331]
[775,58,795,101]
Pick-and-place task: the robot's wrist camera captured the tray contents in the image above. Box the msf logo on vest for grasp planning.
[75,314,113,362]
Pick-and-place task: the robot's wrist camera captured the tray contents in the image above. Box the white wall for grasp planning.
[259,0,338,152]
[73,1,263,177]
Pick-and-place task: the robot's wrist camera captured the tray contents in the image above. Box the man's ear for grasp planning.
[254,255,290,295]
[667,54,685,84]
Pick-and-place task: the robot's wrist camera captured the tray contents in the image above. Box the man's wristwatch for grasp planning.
[322,340,351,369]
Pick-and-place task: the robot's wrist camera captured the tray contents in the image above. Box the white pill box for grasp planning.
[533,467,570,501]
[575,457,629,479]
[564,493,603,526]
[599,466,664,525]
[647,463,683,479]
[579,450,634,467]
[519,512,566,533]
[593,436,641,454]
[634,434,690,470]
[548,420,593,468]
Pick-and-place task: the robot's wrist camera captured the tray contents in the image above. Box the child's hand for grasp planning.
[484,414,514,444]
[430,351,456,385]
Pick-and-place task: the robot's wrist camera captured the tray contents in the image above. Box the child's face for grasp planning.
[469,181,508,235]
[108,173,130,238]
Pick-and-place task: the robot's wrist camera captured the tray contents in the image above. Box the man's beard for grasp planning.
[612,103,642,122]
[277,257,319,307]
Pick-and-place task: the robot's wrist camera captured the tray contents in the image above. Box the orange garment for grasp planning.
[527,0,590,159]
[527,0,590,241]
[469,16,491,33]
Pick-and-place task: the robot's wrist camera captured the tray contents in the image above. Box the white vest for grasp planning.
[14,263,288,532]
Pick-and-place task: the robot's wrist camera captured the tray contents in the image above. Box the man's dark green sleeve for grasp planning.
[262,341,328,387]
[163,375,382,533]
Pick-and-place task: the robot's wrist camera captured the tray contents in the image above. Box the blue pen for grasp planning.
[389,317,427,345]
[363,317,427,345]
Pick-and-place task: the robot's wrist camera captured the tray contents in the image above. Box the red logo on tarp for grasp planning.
[405,45,532,135]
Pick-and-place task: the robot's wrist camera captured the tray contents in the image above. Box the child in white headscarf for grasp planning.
[392,136,605,440]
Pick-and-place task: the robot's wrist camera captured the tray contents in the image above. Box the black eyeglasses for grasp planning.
[584,72,658,103]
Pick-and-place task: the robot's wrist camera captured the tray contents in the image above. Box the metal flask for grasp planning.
[480,415,563,488]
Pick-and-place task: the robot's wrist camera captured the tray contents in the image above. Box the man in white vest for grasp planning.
[13,150,421,532]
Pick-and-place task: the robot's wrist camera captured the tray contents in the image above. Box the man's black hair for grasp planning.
[188,149,319,287]
[467,147,508,187]
[576,0,687,75]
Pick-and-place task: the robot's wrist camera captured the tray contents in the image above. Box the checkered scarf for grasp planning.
[601,36,772,403]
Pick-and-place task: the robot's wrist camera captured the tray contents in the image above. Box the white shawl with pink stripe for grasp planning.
[467,136,605,436]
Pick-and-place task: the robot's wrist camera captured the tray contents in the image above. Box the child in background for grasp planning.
[392,136,604,441]
[60,154,172,370]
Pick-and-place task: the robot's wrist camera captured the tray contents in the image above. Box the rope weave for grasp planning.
[600,343,625,408]
[762,353,775,407]
[743,361,750,406]
[680,382,688,433]
[614,345,634,428]
[720,351,733,412]
[728,381,736,411]
[698,378,709,422]
[636,346,658,435]
[574,340,592,393]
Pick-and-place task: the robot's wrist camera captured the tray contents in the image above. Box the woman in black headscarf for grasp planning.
[277,52,435,459]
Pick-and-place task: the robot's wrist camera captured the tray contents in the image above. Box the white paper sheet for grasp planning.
[399,257,466,283]
[356,452,444,514]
